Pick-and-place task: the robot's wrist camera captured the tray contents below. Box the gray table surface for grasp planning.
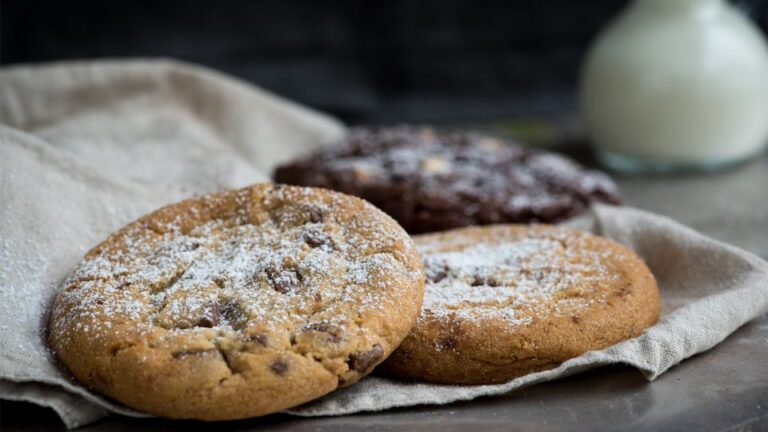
[2,152,767,432]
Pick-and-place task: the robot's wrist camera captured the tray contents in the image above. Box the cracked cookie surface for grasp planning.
[49,183,424,420]
[380,225,659,384]
[274,126,621,234]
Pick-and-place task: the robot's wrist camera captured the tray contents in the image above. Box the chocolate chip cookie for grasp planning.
[380,224,659,384]
[49,183,424,419]
[274,126,621,234]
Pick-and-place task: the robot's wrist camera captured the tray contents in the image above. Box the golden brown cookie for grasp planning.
[49,183,424,420]
[381,224,659,384]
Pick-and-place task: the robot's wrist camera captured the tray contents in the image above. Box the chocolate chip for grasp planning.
[485,276,501,287]
[176,239,202,252]
[265,266,279,280]
[221,303,237,321]
[213,276,227,288]
[303,229,327,248]
[220,300,246,329]
[470,275,485,286]
[348,345,384,372]
[266,267,300,294]
[273,279,292,293]
[571,315,581,324]
[195,317,216,328]
[308,208,323,223]
[314,292,323,303]
[306,322,332,332]
[195,304,220,328]
[247,333,268,346]
[270,361,288,375]
[277,272,299,293]
[469,275,502,287]
[305,322,342,343]
[426,266,448,283]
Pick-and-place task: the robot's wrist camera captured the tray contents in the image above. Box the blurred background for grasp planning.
[3,0,765,126]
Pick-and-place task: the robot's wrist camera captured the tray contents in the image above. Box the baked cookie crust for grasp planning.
[274,126,621,234]
[381,224,659,384]
[49,183,424,419]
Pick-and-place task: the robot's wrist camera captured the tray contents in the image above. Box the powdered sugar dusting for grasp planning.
[274,126,622,233]
[417,228,618,329]
[51,186,422,355]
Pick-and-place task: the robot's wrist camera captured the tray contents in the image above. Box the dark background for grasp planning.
[2,0,767,124]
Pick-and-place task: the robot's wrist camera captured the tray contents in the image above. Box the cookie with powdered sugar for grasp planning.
[49,183,424,419]
[381,224,659,384]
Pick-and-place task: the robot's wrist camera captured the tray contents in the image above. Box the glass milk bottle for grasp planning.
[580,0,768,173]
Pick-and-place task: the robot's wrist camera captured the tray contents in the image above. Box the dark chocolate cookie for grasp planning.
[274,126,621,234]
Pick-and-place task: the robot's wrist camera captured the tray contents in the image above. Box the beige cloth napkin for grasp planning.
[1,60,767,429]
